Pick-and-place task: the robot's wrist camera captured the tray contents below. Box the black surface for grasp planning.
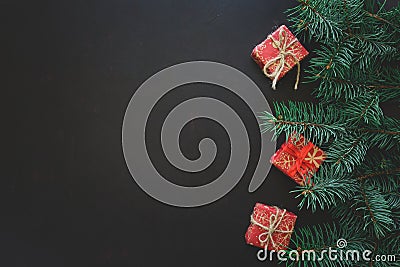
[2,1,397,266]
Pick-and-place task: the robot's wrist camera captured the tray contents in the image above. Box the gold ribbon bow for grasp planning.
[250,206,293,249]
[263,27,301,90]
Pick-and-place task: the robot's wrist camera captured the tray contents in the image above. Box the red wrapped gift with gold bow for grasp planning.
[251,25,309,90]
[270,133,326,185]
[245,203,297,250]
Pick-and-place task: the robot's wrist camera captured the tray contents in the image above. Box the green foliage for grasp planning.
[375,68,400,102]
[291,165,358,212]
[340,92,383,127]
[258,101,346,146]
[330,183,395,239]
[314,66,400,102]
[329,153,400,240]
[326,133,370,173]
[284,223,373,267]
[306,39,354,81]
[354,153,400,187]
[287,0,361,43]
[288,0,400,103]
[372,232,400,267]
[258,1,400,266]
[362,116,400,150]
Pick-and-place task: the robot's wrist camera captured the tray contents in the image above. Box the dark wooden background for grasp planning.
[2,0,398,266]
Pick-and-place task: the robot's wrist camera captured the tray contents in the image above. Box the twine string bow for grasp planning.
[250,207,293,249]
[262,27,301,90]
[285,140,315,178]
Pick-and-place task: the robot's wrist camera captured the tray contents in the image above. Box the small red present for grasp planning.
[270,133,326,186]
[245,203,297,250]
[251,25,309,90]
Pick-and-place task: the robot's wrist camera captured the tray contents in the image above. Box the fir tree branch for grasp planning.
[299,0,325,21]
[291,165,358,212]
[308,38,353,80]
[369,241,378,267]
[341,93,383,127]
[360,182,377,224]
[342,0,353,34]
[359,117,400,150]
[258,101,346,145]
[367,85,400,90]
[334,136,364,165]
[293,153,400,216]
[326,134,369,173]
[331,187,394,239]
[287,0,345,42]
[365,11,400,32]
[357,167,400,181]
[286,223,373,267]
[371,231,400,266]
[359,128,400,136]
[281,1,400,264]
[318,71,400,91]
[314,66,400,102]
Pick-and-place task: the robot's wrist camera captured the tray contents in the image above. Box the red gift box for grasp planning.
[270,134,326,186]
[245,203,297,250]
[251,25,309,90]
